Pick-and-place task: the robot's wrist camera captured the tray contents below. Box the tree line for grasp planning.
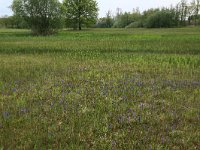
[0,0,199,35]
[96,0,200,28]
[0,0,98,35]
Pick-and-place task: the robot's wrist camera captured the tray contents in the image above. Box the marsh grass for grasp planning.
[0,28,200,149]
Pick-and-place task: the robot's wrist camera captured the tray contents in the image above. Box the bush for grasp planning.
[12,0,63,35]
[145,9,177,28]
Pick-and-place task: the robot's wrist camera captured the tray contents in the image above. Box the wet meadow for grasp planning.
[0,28,200,149]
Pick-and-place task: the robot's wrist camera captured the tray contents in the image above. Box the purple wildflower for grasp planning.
[3,111,10,119]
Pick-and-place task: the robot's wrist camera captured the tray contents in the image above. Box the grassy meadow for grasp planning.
[0,28,200,149]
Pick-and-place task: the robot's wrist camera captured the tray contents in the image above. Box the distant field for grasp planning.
[0,28,200,149]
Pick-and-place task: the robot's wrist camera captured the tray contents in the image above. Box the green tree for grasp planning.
[0,16,28,29]
[113,12,134,28]
[63,0,98,30]
[96,10,114,28]
[105,10,114,28]
[145,8,177,28]
[11,0,63,35]
[95,18,107,28]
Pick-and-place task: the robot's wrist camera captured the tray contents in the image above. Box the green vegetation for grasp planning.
[0,28,200,149]
[11,0,63,35]
[63,0,98,30]
[98,0,200,28]
[10,0,99,34]
[1,0,199,32]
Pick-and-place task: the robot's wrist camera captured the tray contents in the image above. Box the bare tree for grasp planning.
[192,0,200,25]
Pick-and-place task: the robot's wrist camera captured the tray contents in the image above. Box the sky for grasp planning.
[0,0,183,17]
